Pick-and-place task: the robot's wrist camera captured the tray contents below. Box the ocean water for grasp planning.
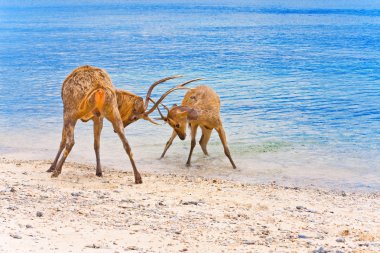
[0,1,379,191]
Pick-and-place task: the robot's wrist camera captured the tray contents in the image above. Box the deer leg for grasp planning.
[115,127,142,184]
[186,124,198,166]
[160,130,177,159]
[107,109,142,184]
[216,126,236,169]
[47,127,66,172]
[51,119,78,177]
[199,127,212,156]
[93,116,103,177]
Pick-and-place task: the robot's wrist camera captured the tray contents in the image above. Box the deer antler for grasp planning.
[144,78,203,116]
[160,103,170,113]
[144,75,182,111]
[148,97,171,121]
[142,114,161,125]
[148,98,167,120]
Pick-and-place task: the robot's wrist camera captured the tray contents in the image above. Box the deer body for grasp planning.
[48,65,184,183]
[161,85,236,169]
[61,66,112,120]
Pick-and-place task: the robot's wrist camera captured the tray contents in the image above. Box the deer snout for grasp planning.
[178,133,186,140]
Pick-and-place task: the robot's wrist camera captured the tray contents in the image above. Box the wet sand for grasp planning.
[0,158,379,253]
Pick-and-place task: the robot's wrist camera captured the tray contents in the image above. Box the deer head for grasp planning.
[164,105,198,140]
[144,78,202,139]
[116,75,184,127]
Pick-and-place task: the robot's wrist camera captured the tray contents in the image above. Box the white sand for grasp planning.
[0,158,379,253]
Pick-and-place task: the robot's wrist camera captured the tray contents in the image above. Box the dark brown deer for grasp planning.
[47,65,197,183]
[153,85,236,169]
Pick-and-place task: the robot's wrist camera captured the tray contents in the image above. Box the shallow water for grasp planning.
[0,1,380,191]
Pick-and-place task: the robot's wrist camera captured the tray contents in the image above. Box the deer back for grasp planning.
[181,85,221,127]
[182,86,220,112]
[61,65,115,115]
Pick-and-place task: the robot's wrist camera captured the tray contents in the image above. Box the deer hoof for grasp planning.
[46,167,54,173]
[96,172,103,177]
[186,162,191,167]
[51,172,60,178]
[135,178,143,184]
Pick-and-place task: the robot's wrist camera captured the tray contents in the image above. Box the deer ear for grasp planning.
[137,97,144,105]
[177,111,188,119]
[134,97,144,111]
[177,106,198,120]
[187,109,198,120]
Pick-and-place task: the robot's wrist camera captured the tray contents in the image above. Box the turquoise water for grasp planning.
[0,1,379,190]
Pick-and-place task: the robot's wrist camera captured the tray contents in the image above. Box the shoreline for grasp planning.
[1,150,379,193]
[1,158,379,252]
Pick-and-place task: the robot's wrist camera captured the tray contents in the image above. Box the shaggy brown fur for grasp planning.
[160,85,236,169]
[48,65,179,184]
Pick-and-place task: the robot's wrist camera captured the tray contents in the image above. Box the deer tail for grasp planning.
[94,88,105,111]
[79,87,107,115]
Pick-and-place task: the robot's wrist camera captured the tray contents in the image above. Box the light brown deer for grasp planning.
[47,65,197,183]
[154,85,236,169]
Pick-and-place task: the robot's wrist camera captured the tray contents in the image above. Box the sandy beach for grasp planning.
[0,158,379,253]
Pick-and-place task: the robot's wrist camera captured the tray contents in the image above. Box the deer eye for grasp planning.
[175,124,180,128]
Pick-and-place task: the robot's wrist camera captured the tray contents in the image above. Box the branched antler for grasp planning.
[145,78,203,116]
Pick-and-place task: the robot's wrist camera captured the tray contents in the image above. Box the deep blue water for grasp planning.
[0,1,379,190]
